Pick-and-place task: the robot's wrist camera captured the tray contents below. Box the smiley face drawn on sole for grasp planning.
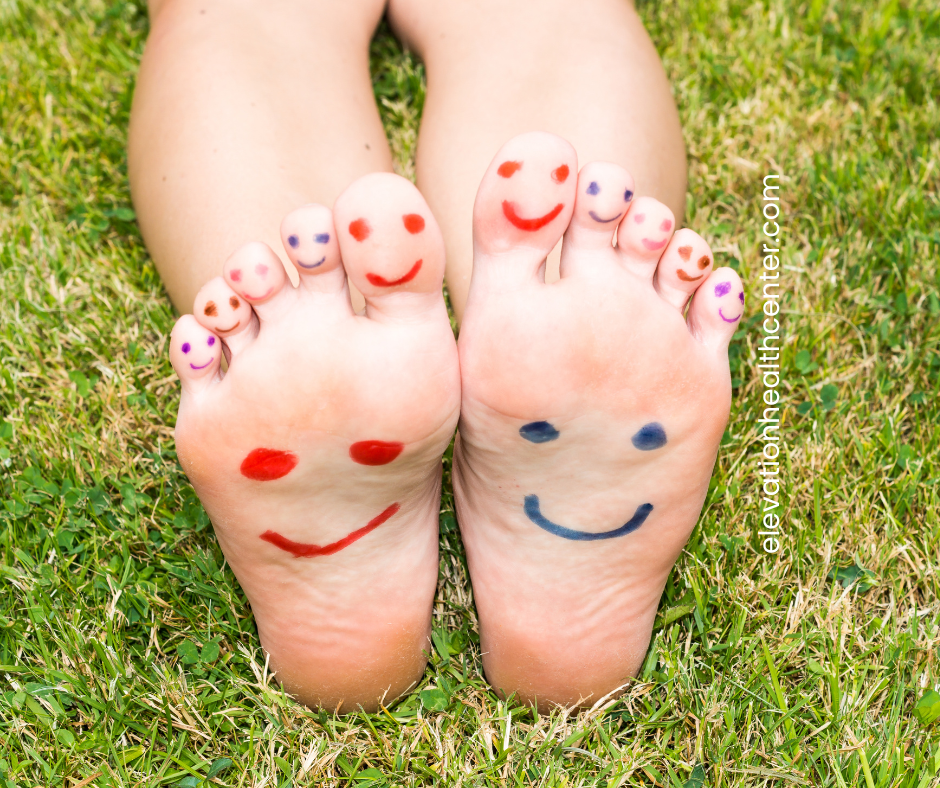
[240,448,298,481]
[502,201,564,232]
[366,259,423,287]
[524,495,653,541]
[260,503,400,557]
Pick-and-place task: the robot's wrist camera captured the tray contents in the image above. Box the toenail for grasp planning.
[314,233,330,243]
[660,219,673,232]
[287,235,299,248]
[181,342,191,354]
[402,214,425,234]
[586,181,600,195]
[497,160,522,178]
[552,164,569,183]
[349,218,371,242]
[229,269,242,282]
[207,336,215,346]
[255,264,268,277]
[631,422,667,451]
[624,189,634,202]
[714,282,732,297]
[634,213,645,224]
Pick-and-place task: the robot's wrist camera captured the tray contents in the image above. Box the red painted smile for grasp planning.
[260,503,400,557]
[641,237,668,251]
[502,201,564,231]
[366,259,422,287]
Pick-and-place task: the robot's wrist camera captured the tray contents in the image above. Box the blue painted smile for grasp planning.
[297,256,326,269]
[588,210,623,223]
[523,495,653,541]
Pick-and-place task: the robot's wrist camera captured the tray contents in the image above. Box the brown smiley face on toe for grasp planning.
[193,278,253,335]
[675,246,713,282]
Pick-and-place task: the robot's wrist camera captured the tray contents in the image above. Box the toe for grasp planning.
[654,229,714,311]
[170,315,222,394]
[223,242,290,321]
[686,267,746,350]
[333,172,446,320]
[473,132,577,281]
[193,277,257,357]
[280,204,347,296]
[562,162,636,255]
[616,196,676,280]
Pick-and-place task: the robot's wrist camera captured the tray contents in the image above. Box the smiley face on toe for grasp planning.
[619,196,675,256]
[223,241,287,303]
[714,280,745,323]
[169,315,220,381]
[194,278,253,336]
[280,204,341,275]
[657,229,715,294]
[574,162,636,229]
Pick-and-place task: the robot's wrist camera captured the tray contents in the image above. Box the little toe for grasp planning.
[473,131,577,282]
[654,229,714,311]
[280,204,347,297]
[170,315,222,394]
[223,242,290,321]
[333,172,446,320]
[562,162,636,258]
[616,196,676,280]
[193,277,257,358]
[686,268,746,350]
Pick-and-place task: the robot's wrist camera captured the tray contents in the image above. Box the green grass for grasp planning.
[1,0,939,784]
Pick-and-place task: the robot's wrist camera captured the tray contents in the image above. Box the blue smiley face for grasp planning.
[518,421,665,540]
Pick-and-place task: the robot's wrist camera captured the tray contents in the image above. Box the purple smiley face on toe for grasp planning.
[169,316,220,380]
[714,281,745,322]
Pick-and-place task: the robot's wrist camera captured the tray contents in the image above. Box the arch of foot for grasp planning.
[333,172,445,306]
[473,131,577,258]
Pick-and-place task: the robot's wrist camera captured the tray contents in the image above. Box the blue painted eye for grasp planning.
[586,181,600,196]
[624,189,634,202]
[287,235,299,248]
[520,421,560,443]
[314,233,330,244]
[207,336,216,346]
[181,342,191,354]
[632,422,667,451]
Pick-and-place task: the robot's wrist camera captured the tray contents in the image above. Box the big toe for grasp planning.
[333,172,446,319]
[170,315,221,394]
[473,132,577,267]
[686,268,746,349]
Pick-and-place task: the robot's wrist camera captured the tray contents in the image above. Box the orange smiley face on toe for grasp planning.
[193,278,253,336]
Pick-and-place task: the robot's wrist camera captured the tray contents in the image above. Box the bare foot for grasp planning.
[455,132,742,709]
[169,174,460,711]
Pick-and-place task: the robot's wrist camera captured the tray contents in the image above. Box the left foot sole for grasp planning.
[169,175,460,712]
[455,132,743,709]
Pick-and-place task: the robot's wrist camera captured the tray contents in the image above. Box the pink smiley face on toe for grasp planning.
[193,278,253,336]
[169,316,220,380]
[223,241,287,303]
[575,162,636,228]
[619,197,675,256]
[714,280,745,323]
[280,204,341,275]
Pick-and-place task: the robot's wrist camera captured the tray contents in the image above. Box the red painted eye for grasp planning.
[552,164,569,183]
[349,218,371,242]
[497,161,522,178]
[633,213,646,224]
[403,214,425,234]
[229,269,242,282]
[255,263,268,276]
[659,219,673,232]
